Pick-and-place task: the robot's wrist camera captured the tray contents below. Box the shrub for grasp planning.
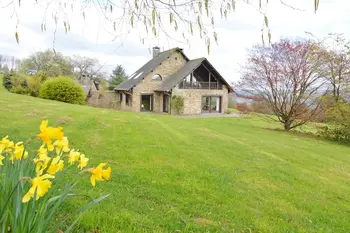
[319,126,350,143]
[27,76,44,97]
[236,103,251,114]
[2,73,13,90]
[10,85,29,94]
[0,120,111,232]
[314,95,337,122]
[39,76,85,104]
[326,101,350,126]
[9,74,29,94]
[251,100,273,114]
[171,95,184,115]
[11,73,28,88]
[226,108,240,114]
[34,72,48,83]
[317,101,350,143]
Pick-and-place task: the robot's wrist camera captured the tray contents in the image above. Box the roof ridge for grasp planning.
[159,47,180,54]
[190,57,206,61]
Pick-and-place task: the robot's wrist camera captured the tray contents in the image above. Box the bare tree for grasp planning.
[316,34,350,102]
[240,39,328,130]
[70,55,103,84]
[9,56,16,71]
[0,54,5,68]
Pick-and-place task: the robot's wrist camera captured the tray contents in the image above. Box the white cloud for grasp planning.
[0,0,349,81]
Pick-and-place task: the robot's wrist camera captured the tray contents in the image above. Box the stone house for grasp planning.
[114,47,233,115]
[82,80,100,99]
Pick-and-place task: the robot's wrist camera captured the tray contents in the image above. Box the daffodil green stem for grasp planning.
[0,179,22,219]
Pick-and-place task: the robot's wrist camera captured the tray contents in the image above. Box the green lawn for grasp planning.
[227,108,240,114]
[0,86,349,233]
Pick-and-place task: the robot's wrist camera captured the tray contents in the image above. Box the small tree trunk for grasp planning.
[284,122,291,131]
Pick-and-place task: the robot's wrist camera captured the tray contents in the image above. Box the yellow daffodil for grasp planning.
[46,156,65,175]
[78,154,89,170]
[37,146,48,156]
[0,136,14,153]
[88,163,111,187]
[14,142,28,159]
[37,120,64,151]
[33,147,51,175]
[22,174,55,203]
[67,149,80,164]
[0,155,5,166]
[53,137,70,155]
[9,142,28,161]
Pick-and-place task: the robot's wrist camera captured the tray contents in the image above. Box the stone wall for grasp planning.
[172,85,229,115]
[128,51,187,112]
[115,91,134,111]
[87,90,121,109]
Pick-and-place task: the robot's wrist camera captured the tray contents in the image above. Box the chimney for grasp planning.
[152,46,160,58]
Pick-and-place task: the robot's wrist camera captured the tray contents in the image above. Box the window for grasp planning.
[152,74,162,81]
[201,96,221,113]
[119,93,123,103]
[126,94,131,106]
[141,95,153,111]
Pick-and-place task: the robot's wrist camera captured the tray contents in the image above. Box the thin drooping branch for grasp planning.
[1,0,321,51]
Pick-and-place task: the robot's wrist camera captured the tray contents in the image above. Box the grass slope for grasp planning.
[0,87,349,233]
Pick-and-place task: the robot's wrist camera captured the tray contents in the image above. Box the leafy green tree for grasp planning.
[109,65,127,90]
[19,50,72,77]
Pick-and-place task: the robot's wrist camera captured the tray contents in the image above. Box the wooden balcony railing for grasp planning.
[179,81,223,90]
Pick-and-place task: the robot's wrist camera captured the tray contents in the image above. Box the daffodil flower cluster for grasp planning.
[0,120,112,203]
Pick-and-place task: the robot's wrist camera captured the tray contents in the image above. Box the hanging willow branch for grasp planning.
[4,0,321,53]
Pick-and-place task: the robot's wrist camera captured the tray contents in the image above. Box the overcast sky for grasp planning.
[0,0,348,82]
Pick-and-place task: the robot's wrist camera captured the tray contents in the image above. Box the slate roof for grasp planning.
[155,58,205,92]
[114,47,189,91]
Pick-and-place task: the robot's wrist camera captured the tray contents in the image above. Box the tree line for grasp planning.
[1,49,128,90]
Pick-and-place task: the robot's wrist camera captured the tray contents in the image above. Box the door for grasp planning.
[141,95,153,111]
[163,94,169,113]
[201,96,210,113]
[201,96,221,113]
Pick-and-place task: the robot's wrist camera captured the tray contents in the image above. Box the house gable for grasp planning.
[156,58,233,92]
[142,51,187,84]
[127,51,187,112]
[115,47,189,91]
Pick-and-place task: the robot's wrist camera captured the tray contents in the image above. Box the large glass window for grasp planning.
[141,95,153,111]
[201,96,221,113]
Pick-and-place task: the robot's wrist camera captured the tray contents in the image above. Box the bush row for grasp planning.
[231,101,273,115]
[2,73,85,105]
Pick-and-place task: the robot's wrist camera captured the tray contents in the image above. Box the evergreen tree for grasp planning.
[109,65,127,90]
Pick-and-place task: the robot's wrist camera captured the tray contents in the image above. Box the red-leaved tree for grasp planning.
[240,39,328,130]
